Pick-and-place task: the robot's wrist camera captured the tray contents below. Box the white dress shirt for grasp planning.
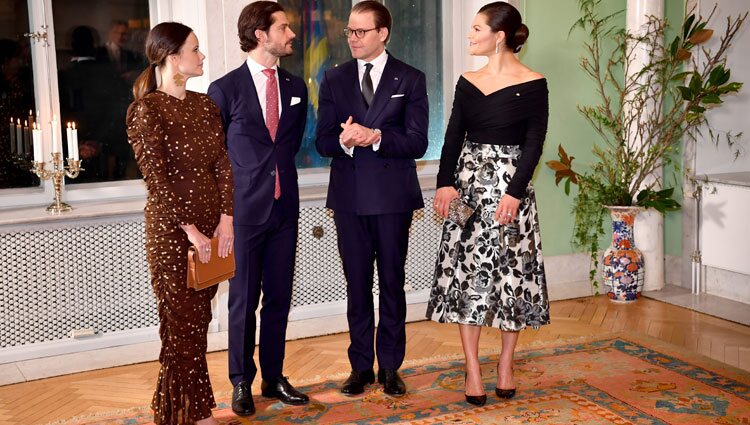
[357,49,388,94]
[246,56,282,121]
[341,49,388,156]
[106,41,120,62]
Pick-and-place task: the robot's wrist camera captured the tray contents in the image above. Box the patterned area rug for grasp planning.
[58,334,750,424]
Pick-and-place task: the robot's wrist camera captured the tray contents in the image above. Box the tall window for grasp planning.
[52,0,149,184]
[279,0,444,169]
[0,0,38,189]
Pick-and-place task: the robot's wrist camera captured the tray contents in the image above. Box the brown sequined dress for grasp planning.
[126,90,233,424]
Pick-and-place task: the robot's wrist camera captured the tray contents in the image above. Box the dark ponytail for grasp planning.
[133,63,158,101]
[132,22,193,101]
[478,2,529,53]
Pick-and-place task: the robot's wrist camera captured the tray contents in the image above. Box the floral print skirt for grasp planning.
[426,141,550,331]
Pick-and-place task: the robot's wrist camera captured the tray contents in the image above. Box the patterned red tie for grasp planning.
[263,68,281,200]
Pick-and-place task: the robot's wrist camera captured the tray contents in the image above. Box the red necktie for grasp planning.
[263,68,281,200]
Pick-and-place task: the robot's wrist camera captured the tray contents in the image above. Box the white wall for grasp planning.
[696,0,750,175]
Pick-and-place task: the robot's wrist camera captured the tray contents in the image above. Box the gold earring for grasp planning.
[173,72,185,86]
[495,42,500,54]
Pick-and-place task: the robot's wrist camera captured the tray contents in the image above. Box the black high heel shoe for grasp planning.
[494,387,516,399]
[495,364,516,399]
[464,373,487,406]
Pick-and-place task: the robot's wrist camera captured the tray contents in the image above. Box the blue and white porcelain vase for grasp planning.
[602,206,645,303]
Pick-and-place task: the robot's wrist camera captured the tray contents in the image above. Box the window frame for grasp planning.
[1,0,455,210]
[0,0,161,208]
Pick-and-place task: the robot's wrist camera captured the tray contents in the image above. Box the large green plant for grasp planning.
[547,0,747,287]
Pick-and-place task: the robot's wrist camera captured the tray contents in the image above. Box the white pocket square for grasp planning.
[290,96,301,106]
[391,94,405,98]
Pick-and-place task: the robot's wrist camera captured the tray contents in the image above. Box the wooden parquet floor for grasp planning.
[1,295,749,424]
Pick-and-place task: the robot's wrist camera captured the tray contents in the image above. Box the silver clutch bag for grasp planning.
[447,198,475,228]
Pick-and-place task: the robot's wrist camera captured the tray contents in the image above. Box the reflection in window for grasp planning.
[279,0,443,169]
[0,0,39,189]
[52,0,149,184]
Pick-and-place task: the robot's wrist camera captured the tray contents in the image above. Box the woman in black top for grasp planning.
[426,2,550,406]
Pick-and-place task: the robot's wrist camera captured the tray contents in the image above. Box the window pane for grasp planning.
[279,0,443,169]
[52,0,149,184]
[384,0,443,161]
[0,0,39,189]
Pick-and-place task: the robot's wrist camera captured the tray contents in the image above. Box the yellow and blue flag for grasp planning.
[298,0,330,168]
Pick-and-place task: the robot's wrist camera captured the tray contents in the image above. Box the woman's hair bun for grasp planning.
[511,24,529,53]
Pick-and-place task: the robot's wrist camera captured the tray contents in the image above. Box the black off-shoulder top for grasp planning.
[436,76,549,199]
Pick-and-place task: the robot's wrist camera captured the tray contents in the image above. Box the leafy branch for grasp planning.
[547,0,746,289]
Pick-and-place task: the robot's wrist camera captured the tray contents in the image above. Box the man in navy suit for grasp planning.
[208,1,309,416]
[315,0,428,397]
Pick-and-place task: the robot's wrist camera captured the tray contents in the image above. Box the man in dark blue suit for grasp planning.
[208,1,309,416]
[315,0,428,397]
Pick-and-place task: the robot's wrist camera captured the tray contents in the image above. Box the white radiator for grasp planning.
[0,200,442,355]
[701,183,750,275]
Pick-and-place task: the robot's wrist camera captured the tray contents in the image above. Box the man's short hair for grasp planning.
[237,1,285,52]
[351,1,392,43]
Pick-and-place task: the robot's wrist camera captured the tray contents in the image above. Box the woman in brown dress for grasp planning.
[126,22,233,425]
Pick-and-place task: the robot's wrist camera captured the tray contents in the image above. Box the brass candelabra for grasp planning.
[31,153,83,213]
[22,1,85,214]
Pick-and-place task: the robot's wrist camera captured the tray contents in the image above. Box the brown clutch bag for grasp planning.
[187,237,235,290]
[447,198,476,228]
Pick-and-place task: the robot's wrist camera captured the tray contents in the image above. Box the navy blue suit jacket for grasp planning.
[208,64,307,225]
[315,55,428,215]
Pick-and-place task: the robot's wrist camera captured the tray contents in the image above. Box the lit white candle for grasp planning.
[66,122,74,159]
[32,123,42,162]
[51,115,60,154]
[71,122,79,160]
[9,117,15,155]
[16,119,22,156]
[23,120,29,157]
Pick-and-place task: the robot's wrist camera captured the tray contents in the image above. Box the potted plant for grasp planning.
[547,0,747,301]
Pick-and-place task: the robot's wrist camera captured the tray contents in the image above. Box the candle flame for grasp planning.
[67,122,71,128]
[29,110,32,116]
[24,120,27,126]
[72,122,77,130]
[16,118,20,125]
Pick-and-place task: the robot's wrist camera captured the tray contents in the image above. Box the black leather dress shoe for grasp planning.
[261,376,310,405]
[231,381,255,416]
[378,369,406,397]
[341,369,375,395]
